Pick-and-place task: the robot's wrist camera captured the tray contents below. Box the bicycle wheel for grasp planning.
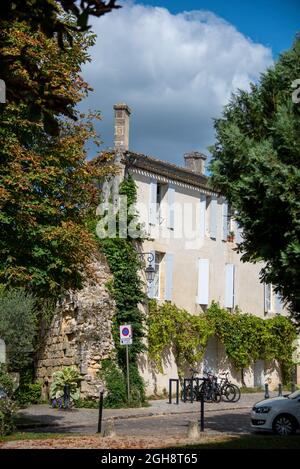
[231,384,241,402]
[212,390,221,403]
[202,382,215,402]
[221,384,236,402]
[181,384,197,402]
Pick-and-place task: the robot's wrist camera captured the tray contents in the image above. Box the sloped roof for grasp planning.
[123,150,209,190]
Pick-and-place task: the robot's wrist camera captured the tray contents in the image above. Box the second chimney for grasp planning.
[184,151,207,175]
[114,103,131,151]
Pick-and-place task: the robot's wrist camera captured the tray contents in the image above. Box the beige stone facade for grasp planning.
[105,103,296,394]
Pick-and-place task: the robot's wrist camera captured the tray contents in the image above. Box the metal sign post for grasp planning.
[120,325,132,403]
[126,344,130,402]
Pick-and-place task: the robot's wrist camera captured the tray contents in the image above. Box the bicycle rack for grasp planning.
[183,378,193,403]
[168,379,179,405]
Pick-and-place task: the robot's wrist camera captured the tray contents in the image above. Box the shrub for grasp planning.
[99,359,147,408]
[75,398,99,409]
[0,288,37,370]
[100,359,127,408]
[0,364,14,397]
[0,398,16,436]
[13,368,42,407]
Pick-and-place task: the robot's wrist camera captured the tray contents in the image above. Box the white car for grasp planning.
[251,389,300,435]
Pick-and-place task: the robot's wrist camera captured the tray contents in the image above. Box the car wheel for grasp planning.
[272,414,297,436]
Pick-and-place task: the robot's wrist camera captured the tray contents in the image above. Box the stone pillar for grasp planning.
[114,103,131,151]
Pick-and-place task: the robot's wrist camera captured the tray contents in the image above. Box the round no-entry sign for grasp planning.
[120,324,132,340]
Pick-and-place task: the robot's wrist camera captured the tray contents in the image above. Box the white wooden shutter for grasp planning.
[199,194,206,239]
[147,251,156,298]
[236,222,243,244]
[275,291,283,314]
[210,196,217,239]
[165,253,174,301]
[167,184,175,229]
[264,283,272,312]
[222,201,228,241]
[225,264,235,308]
[149,179,157,225]
[197,259,209,305]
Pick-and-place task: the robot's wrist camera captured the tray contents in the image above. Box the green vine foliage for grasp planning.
[94,175,146,405]
[148,300,297,385]
[148,300,213,379]
[205,302,267,370]
[206,302,297,383]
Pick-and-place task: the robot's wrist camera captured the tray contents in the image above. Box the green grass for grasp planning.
[0,432,69,442]
[171,434,300,449]
[240,386,264,393]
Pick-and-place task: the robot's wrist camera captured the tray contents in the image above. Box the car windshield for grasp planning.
[288,389,300,399]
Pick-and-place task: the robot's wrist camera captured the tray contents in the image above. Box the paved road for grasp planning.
[17,392,272,437]
[111,409,251,437]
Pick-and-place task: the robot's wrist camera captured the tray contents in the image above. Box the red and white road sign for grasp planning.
[120,325,132,345]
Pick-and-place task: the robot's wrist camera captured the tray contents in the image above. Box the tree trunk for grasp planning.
[241,368,246,386]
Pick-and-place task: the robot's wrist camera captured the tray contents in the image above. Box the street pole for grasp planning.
[97,391,104,434]
[126,344,130,402]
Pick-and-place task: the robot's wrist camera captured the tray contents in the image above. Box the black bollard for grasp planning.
[264,383,269,399]
[199,392,204,432]
[168,379,172,404]
[97,391,104,434]
[278,383,282,396]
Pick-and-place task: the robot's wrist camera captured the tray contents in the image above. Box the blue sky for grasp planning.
[137,0,300,56]
[82,1,299,165]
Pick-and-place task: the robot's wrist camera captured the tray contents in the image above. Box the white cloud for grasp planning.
[81,1,273,165]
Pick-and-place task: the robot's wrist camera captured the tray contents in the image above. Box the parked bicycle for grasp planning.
[217,372,241,403]
[181,370,241,403]
[181,370,221,403]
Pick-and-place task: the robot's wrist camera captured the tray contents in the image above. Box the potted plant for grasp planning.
[227,231,235,242]
[50,366,82,408]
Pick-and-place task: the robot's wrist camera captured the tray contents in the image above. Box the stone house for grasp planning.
[105,103,299,394]
[36,103,299,398]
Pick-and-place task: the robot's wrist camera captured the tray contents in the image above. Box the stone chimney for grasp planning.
[184,151,207,175]
[113,103,131,151]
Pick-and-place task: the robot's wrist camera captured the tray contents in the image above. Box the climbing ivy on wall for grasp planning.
[148,300,297,385]
[147,300,213,379]
[95,175,146,406]
[206,302,297,384]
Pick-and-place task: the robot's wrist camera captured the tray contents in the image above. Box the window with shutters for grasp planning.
[153,252,165,299]
[205,196,211,236]
[165,253,174,301]
[197,259,209,305]
[264,283,273,314]
[225,264,235,309]
[156,183,167,225]
[199,194,206,239]
[222,202,233,241]
[274,291,283,315]
[210,196,217,239]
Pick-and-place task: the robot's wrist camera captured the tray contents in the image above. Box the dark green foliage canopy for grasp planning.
[210,35,300,322]
[0,288,37,370]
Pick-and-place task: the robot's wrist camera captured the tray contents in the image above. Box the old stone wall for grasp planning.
[36,257,116,399]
